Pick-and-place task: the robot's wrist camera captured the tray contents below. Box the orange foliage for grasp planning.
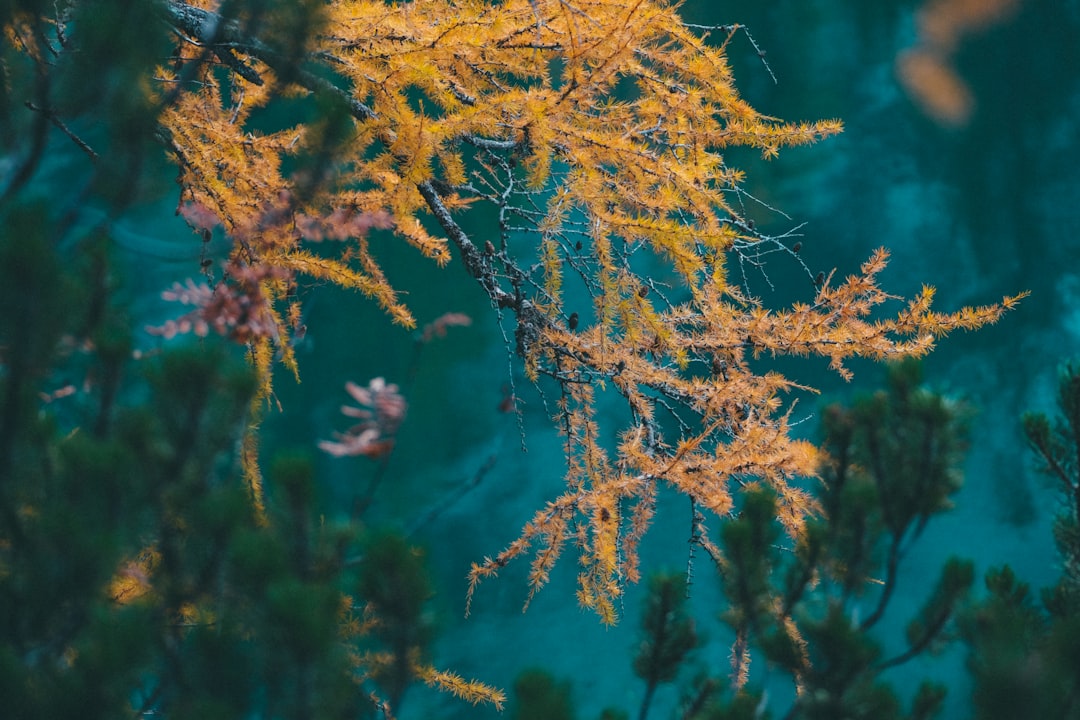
[5,0,1021,624]
[108,548,160,605]
[918,0,1022,50]
[898,0,1022,125]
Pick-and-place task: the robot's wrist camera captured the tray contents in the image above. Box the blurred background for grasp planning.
[85,0,1078,717]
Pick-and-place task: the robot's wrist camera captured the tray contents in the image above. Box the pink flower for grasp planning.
[317,427,389,458]
[318,377,406,458]
[297,208,394,242]
[420,312,472,342]
[147,262,292,344]
[178,201,222,232]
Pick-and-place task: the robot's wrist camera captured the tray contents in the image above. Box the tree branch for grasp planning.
[25,102,99,162]
[859,534,900,631]
[415,180,515,309]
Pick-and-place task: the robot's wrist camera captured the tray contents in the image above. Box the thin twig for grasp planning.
[25,101,99,161]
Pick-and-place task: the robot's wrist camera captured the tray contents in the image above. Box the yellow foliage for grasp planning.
[14,0,1018,632]
[416,666,507,710]
[898,0,1021,126]
[108,548,161,605]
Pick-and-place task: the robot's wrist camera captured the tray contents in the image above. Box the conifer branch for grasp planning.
[145,0,1021,625]
[416,181,515,311]
[859,536,901,631]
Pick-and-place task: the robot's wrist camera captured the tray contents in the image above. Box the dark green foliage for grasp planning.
[706,362,975,719]
[680,679,766,720]
[795,604,900,720]
[1022,363,1080,607]
[0,37,449,707]
[898,557,974,663]
[909,682,947,720]
[511,668,576,720]
[719,488,784,635]
[818,359,970,630]
[289,82,359,199]
[632,571,698,720]
[356,529,436,711]
[54,0,171,206]
[954,366,1080,720]
[633,572,698,683]
[0,205,154,720]
[237,0,328,86]
[0,204,433,718]
[862,359,968,533]
[816,408,884,599]
[958,565,1080,720]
